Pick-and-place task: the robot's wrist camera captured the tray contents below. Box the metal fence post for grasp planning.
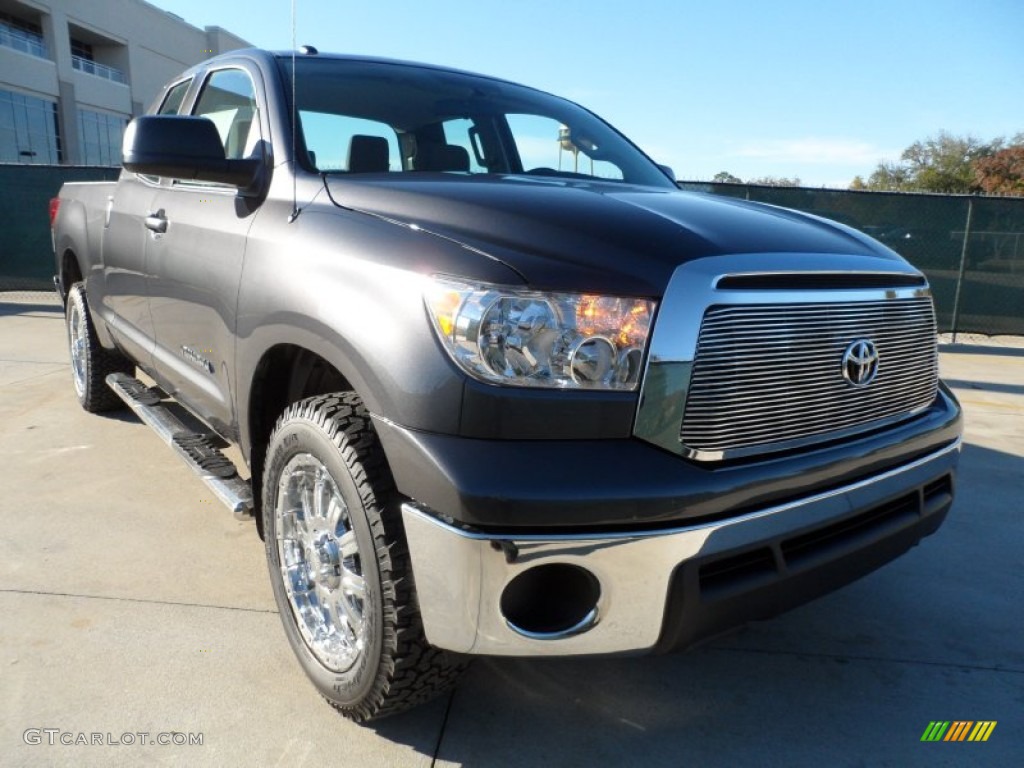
[949,198,974,343]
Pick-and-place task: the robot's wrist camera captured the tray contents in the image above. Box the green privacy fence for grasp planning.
[2,166,1021,335]
[0,164,120,291]
[678,182,1024,336]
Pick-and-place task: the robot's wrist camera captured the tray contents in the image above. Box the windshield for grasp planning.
[278,56,674,188]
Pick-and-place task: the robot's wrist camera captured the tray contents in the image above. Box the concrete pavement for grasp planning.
[1,296,1021,767]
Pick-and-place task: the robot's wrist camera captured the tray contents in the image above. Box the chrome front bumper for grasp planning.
[402,439,961,656]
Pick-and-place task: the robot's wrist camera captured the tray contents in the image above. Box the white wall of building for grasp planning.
[0,0,249,164]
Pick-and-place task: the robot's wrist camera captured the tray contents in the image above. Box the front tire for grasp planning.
[65,283,133,412]
[262,393,465,721]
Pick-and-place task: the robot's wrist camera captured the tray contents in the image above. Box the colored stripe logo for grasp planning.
[921,721,997,742]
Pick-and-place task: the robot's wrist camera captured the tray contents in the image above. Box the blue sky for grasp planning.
[155,0,1023,187]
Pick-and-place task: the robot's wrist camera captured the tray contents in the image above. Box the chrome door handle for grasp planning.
[145,210,167,233]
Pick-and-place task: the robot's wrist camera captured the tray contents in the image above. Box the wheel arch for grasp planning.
[52,194,92,303]
[244,341,361,537]
[57,248,84,303]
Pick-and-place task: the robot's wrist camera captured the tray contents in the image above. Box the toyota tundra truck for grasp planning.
[50,48,962,721]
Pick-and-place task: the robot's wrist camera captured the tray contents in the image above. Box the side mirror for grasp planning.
[122,115,260,189]
[657,164,676,181]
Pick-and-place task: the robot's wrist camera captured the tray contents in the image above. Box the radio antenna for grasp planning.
[287,0,299,223]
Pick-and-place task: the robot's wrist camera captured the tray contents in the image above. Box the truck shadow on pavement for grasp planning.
[0,301,63,318]
[944,378,1024,396]
[940,342,1024,359]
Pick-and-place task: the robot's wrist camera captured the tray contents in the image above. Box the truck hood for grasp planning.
[324,174,901,295]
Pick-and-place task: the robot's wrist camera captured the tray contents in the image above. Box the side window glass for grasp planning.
[300,112,400,172]
[157,79,191,115]
[192,69,259,160]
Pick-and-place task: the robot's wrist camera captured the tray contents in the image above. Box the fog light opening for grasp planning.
[500,563,601,639]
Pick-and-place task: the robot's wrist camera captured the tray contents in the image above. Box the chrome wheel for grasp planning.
[264,393,466,720]
[275,453,368,672]
[68,299,87,398]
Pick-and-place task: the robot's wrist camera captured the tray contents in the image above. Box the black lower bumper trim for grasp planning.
[653,472,954,653]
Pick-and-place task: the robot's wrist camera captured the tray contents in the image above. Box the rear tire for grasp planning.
[262,393,466,721]
[65,283,133,412]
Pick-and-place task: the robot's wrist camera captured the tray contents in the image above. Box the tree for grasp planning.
[901,132,995,193]
[747,175,801,187]
[974,134,1024,196]
[865,161,913,192]
[857,131,1000,193]
[713,171,742,183]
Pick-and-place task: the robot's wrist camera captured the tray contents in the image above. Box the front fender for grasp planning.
[234,201,523,457]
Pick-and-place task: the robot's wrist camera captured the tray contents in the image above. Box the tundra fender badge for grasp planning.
[181,345,215,374]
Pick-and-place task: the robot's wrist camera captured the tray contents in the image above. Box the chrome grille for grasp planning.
[680,296,938,458]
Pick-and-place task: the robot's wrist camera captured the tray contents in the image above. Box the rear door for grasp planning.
[145,65,265,438]
[99,77,193,368]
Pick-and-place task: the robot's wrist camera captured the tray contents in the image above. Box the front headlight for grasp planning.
[425,277,655,390]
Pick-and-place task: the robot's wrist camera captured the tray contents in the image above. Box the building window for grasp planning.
[0,88,61,164]
[70,38,93,61]
[77,109,126,166]
[0,12,47,58]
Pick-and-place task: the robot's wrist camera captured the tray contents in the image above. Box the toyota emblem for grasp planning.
[842,339,879,387]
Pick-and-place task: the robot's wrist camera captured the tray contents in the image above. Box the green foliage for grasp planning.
[855,131,1024,196]
[901,132,993,193]
[747,175,801,187]
[866,161,914,192]
[711,171,800,187]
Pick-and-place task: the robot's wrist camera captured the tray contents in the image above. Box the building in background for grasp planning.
[0,0,249,165]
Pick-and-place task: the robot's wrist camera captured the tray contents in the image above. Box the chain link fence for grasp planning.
[2,166,1021,336]
[678,182,1024,337]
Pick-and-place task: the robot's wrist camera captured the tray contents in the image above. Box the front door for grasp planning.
[145,66,264,438]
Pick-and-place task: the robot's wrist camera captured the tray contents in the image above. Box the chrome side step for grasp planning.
[106,372,254,520]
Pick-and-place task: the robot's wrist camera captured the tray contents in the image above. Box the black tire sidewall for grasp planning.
[262,412,386,708]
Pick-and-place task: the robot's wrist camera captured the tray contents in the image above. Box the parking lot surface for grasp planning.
[2,296,1021,767]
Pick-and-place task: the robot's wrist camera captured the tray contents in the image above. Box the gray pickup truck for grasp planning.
[51,48,962,721]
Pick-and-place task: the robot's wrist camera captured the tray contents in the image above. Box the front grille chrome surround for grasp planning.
[632,255,942,462]
[680,297,938,459]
